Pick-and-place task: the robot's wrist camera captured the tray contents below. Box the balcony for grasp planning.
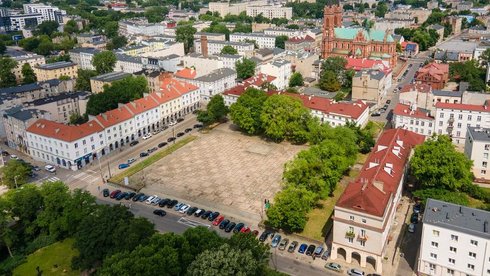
[345,231,355,238]
[357,234,368,241]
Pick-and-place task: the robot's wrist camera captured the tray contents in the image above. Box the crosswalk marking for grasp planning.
[46,177,60,183]
[177,217,211,228]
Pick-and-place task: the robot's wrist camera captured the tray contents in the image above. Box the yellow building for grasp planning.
[12,54,46,83]
[34,61,78,81]
[90,71,131,93]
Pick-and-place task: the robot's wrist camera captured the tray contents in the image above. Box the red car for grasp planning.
[240,226,251,233]
[110,190,121,199]
[213,215,224,226]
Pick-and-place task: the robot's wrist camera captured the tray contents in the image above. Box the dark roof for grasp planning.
[423,198,490,240]
[468,126,490,142]
[432,90,463,97]
[69,47,101,55]
[194,68,236,82]
[434,51,459,61]
[36,61,76,70]
[4,107,48,122]
[26,91,89,107]
[0,83,40,95]
[90,71,131,82]
[355,69,386,80]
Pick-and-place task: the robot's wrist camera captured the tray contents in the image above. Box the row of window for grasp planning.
[440,112,483,121]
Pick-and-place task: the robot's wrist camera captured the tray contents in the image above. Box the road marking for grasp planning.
[177,217,211,228]
[46,177,60,183]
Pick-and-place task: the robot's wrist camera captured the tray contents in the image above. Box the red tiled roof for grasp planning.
[415,62,448,81]
[152,77,199,103]
[393,103,434,120]
[223,73,276,97]
[95,106,133,128]
[399,83,432,93]
[345,57,391,74]
[175,68,197,79]
[26,119,104,142]
[124,94,160,115]
[336,129,425,217]
[435,102,490,112]
[287,35,315,43]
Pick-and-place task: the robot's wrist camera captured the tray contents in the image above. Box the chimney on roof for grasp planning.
[201,35,208,58]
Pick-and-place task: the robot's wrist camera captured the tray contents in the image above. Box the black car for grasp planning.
[103,188,110,197]
[259,231,270,242]
[305,244,316,256]
[411,213,419,224]
[225,222,236,232]
[139,195,149,202]
[201,210,212,219]
[193,123,203,129]
[219,219,230,229]
[167,199,178,208]
[132,193,144,201]
[383,104,389,110]
[116,192,127,201]
[158,142,168,148]
[162,126,169,130]
[167,137,176,142]
[185,128,192,133]
[187,206,198,215]
[130,141,139,146]
[208,211,220,221]
[176,132,185,137]
[153,209,167,217]
[194,209,205,217]
[158,198,170,207]
[147,147,157,153]
[386,100,391,104]
[125,192,136,200]
[177,118,184,123]
[1,151,9,156]
[233,223,244,233]
[140,152,149,157]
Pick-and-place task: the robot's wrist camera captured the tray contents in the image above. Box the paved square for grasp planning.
[132,123,304,221]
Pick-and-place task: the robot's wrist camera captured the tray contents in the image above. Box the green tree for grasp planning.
[260,94,311,143]
[176,24,197,54]
[107,35,127,50]
[220,45,238,55]
[197,95,229,125]
[187,244,260,276]
[37,38,54,55]
[0,40,6,55]
[92,51,117,74]
[410,135,474,191]
[449,60,486,91]
[230,88,268,135]
[103,21,119,38]
[69,113,88,125]
[235,58,256,79]
[321,56,347,80]
[0,56,17,88]
[36,21,59,36]
[274,35,288,49]
[288,72,304,87]
[374,2,388,17]
[75,69,98,91]
[319,70,341,92]
[413,188,470,206]
[233,23,252,33]
[1,159,32,189]
[183,226,224,258]
[64,19,79,34]
[228,233,270,264]
[202,23,230,39]
[145,6,169,23]
[480,48,490,66]
[266,186,317,232]
[21,63,37,84]
[9,184,43,237]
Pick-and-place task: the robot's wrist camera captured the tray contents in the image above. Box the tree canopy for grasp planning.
[274,35,288,49]
[289,72,304,87]
[92,51,117,74]
[220,45,238,55]
[36,21,59,36]
[144,6,169,23]
[230,88,268,135]
[0,57,17,88]
[21,63,37,84]
[75,69,98,91]
[235,58,256,80]
[1,159,32,189]
[197,95,229,125]
[449,60,486,91]
[176,24,197,54]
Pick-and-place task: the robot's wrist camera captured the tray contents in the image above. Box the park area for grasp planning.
[129,123,305,222]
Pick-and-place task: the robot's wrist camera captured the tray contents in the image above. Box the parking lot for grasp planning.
[130,123,305,224]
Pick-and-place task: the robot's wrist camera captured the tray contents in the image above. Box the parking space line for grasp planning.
[177,217,211,228]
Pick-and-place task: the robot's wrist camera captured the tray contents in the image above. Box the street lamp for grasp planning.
[14,175,19,189]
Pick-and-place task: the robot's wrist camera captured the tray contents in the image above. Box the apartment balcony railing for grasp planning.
[357,234,368,241]
[345,231,355,238]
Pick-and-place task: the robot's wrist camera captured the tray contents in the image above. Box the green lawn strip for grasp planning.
[13,238,79,276]
[109,135,197,184]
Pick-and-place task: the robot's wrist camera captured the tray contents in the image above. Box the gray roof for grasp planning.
[69,47,101,55]
[0,83,41,95]
[301,87,336,99]
[256,48,273,56]
[195,32,225,37]
[434,51,459,61]
[216,54,241,59]
[355,69,385,80]
[26,91,89,107]
[432,90,463,97]
[468,126,490,142]
[194,68,236,82]
[423,198,490,240]
[430,24,445,31]
[4,107,48,122]
[271,59,291,67]
[115,53,142,63]
[91,71,131,82]
[272,47,285,55]
[36,61,76,70]
[202,40,254,47]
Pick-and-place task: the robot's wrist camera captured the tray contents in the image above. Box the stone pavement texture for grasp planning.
[134,124,304,223]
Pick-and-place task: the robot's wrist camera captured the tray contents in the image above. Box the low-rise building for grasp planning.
[331,128,424,275]
[445,16,463,35]
[69,47,101,70]
[465,126,490,181]
[398,84,434,112]
[11,53,45,83]
[415,63,449,90]
[246,5,292,19]
[181,68,237,101]
[417,199,490,276]
[283,50,318,79]
[34,61,78,81]
[352,69,390,107]
[3,107,50,153]
[114,53,143,73]
[264,28,302,37]
[133,69,163,93]
[193,32,226,41]
[194,39,255,56]
[428,24,445,44]
[259,59,291,90]
[392,103,435,136]
[118,19,165,36]
[285,36,316,52]
[23,91,89,124]
[90,71,131,93]
[229,32,276,49]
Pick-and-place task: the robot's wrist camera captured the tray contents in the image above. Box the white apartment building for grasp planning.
[3,107,50,153]
[124,95,161,139]
[69,47,101,70]
[194,39,255,56]
[11,54,45,82]
[208,0,267,16]
[194,32,226,41]
[435,102,490,144]
[229,33,276,49]
[118,19,165,36]
[92,106,136,153]
[264,28,302,37]
[217,54,242,70]
[23,3,65,23]
[331,129,425,275]
[114,54,144,73]
[418,199,490,276]
[393,103,434,136]
[183,68,237,101]
[259,59,291,90]
[8,14,43,31]
[464,126,490,181]
[246,6,293,19]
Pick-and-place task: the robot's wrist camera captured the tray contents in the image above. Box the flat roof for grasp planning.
[36,61,76,70]
[91,71,131,82]
[194,68,236,82]
[423,198,490,240]
[468,126,490,142]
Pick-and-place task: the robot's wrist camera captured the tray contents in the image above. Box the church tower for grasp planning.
[321,0,342,58]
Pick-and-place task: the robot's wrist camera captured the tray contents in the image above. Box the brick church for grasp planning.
[321,0,397,67]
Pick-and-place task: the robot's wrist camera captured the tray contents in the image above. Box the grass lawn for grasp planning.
[109,135,197,184]
[14,239,79,276]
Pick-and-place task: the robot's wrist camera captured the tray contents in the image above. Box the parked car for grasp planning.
[305,244,316,256]
[167,137,176,142]
[153,209,166,217]
[201,210,212,219]
[132,193,144,201]
[186,206,198,215]
[127,158,136,164]
[193,124,203,129]
[177,118,184,123]
[386,99,391,104]
[367,274,382,276]
[1,151,9,156]
[371,112,381,117]
[173,203,184,211]
[129,141,139,146]
[179,204,190,213]
[150,197,161,205]
[145,195,157,204]
[240,226,251,233]
[298,244,308,254]
[142,133,152,140]
[288,241,298,253]
[139,195,149,202]
[219,219,230,229]
[233,223,245,233]
[259,231,271,242]
[32,166,40,171]
[314,246,324,257]
[140,152,149,157]
[271,234,281,248]
[213,215,225,226]
[45,164,56,173]
[208,211,220,221]
[158,142,168,148]
[408,223,416,233]
[102,189,110,197]
[185,128,192,133]
[278,238,289,250]
[167,199,178,208]
[125,192,136,200]
[224,222,236,232]
[383,104,389,110]
[116,192,127,201]
[347,268,365,276]
[10,154,17,159]
[158,198,170,207]
[321,247,330,260]
[147,147,157,153]
[118,163,129,169]
[110,190,121,198]
[325,262,342,272]
[413,203,422,214]
[176,132,185,137]
[194,209,204,217]
[411,213,419,224]
[169,121,177,126]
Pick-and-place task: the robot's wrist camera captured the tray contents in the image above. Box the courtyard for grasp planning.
[132,123,305,223]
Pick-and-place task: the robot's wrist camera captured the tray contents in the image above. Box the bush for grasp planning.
[23,234,57,255]
[413,188,470,206]
[461,184,490,203]
[0,255,26,275]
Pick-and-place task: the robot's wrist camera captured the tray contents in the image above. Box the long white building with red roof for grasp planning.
[26,76,200,170]
[331,128,424,274]
[393,103,435,136]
